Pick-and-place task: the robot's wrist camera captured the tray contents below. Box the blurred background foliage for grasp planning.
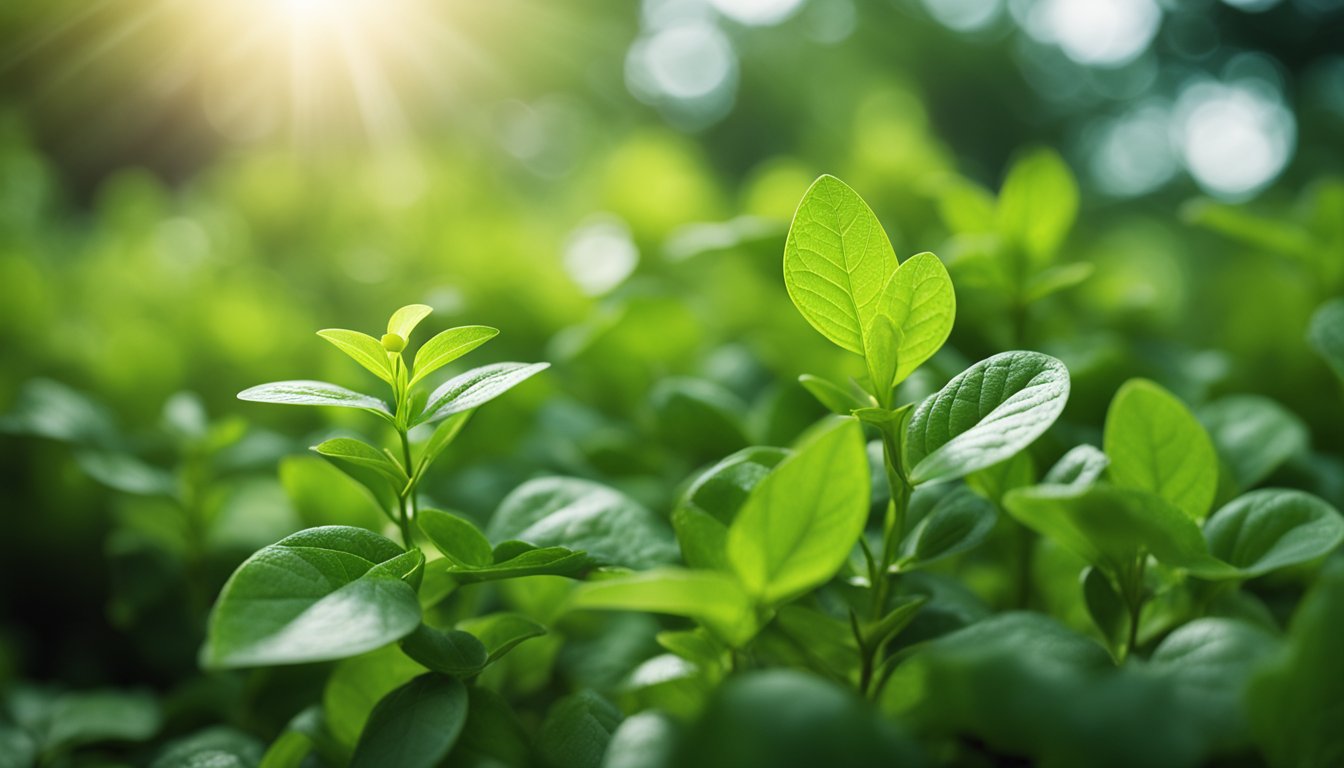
[0,0,1342,763]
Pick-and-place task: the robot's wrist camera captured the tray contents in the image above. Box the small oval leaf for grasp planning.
[1204,489,1344,578]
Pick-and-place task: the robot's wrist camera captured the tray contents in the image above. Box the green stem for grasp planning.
[1123,556,1148,659]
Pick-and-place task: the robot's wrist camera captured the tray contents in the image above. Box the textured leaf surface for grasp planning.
[727,418,869,603]
[899,486,998,569]
[238,381,388,413]
[1203,489,1344,577]
[783,175,897,356]
[1105,379,1217,520]
[887,251,956,385]
[568,568,757,648]
[350,675,468,768]
[410,325,499,386]
[203,526,422,668]
[416,362,548,425]
[906,351,1070,485]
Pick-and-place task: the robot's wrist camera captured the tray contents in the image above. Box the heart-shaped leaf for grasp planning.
[202,526,422,668]
[1203,489,1344,578]
[906,351,1070,485]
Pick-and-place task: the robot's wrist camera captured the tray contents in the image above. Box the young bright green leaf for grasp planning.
[1104,379,1217,520]
[434,543,595,584]
[798,374,870,414]
[349,674,468,768]
[887,251,956,385]
[1043,444,1110,487]
[1200,396,1308,490]
[386,304,433,341]
[783,175,898,356]
[409,325,499,386]
[1308,298,1344,381]
[238,380,390,414]
[897,487,998,570]
[1203,489,1344,578]
[488,477,678,568]
[416,508,493,568]
[906,351,1070,485]
[863,314,901,395]
[202,526,422,668]
[673,446,790,571]
[456,613,547,665]
[317,329,395,383]
[415,362,548,426]
[414,411,471,478]
[1247,561,1344,768]
[567,568,758,648]
[323,645,426,750]
[1003,484,1232,582]
[997,147,1078,267]
[727,417,869,604]
[312,438,409,490]
[398,625,487,677]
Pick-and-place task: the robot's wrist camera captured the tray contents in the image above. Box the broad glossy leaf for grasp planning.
[1247,561,1344,768]
[415,362,548,426]
[887,251,956,385]
[398,625,487,676]
[238,381,389,414]
[386,304,432,341]
[1201,395,1308,489]
[409,325,499,386]
[317,329,395,383]
[350,675,468,768]
[673,446,789,570]
[997,147,1078,267]
[1003,484,1230,582]
[456,613,547,664]
[416,508,493,568]
[452,687,533,768]
[906,351,1070,485]
[897,486,997,570]
[1309,298,1344,380]
[323,646,425,750]
[798,374,870,414]
[568,568,758,647]
[1043,444,1109,487]
[536,690,622,768]
[203,526,422,668]
[1203,489,1344,578]
[727,418,869,604]
[488,477,678,568]
[312,438,408,490]
[783,175,898,356]
[1105,379,1217,520]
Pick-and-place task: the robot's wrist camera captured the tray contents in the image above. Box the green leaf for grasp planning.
[906,351,1071,485]
[1203,489,1344,578]
[318,329,395,383]
[433,543,596,584]
[964,451,1035,504]
[313,438,409,490]
[452,687,533,768]
[897,486,998,570]
[1200,396,1308,490]
[1023,262,1093,303]
[350,674,468,768]
[416,508,493,568]
[1081,566,1129,658]
[414,411,471,477]
[202,526,423,668]
[650,377,750,459]
[1247,561,1344,768]
[997,147,1078,267]
[488,477,678,568]
[151,727,264,768]
[602,711,680,768]
[568,568,758,648]
[1104,379,1217,520]
[1003,484,1230,583]
[74,450,176,496]
[323,645,425,751]
[409,325,499,387]
[887,251,956,385]
[798,374,870,414]
[238,380,389,415]
[415,361,548,426]
[783,175,898,356]
[536,690,622,768]
[456,613,547,664]
[673,446,789,570]
[1309,298,1344,381]
[386,304,433,341]
[1043,444,1110,487]
[398,625,487,677]
[727,417,869,604]
[279,456,386,531]
[929,176,998,235]
[43,689,162,753]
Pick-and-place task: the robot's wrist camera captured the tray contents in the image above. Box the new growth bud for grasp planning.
[381,333,406,353]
